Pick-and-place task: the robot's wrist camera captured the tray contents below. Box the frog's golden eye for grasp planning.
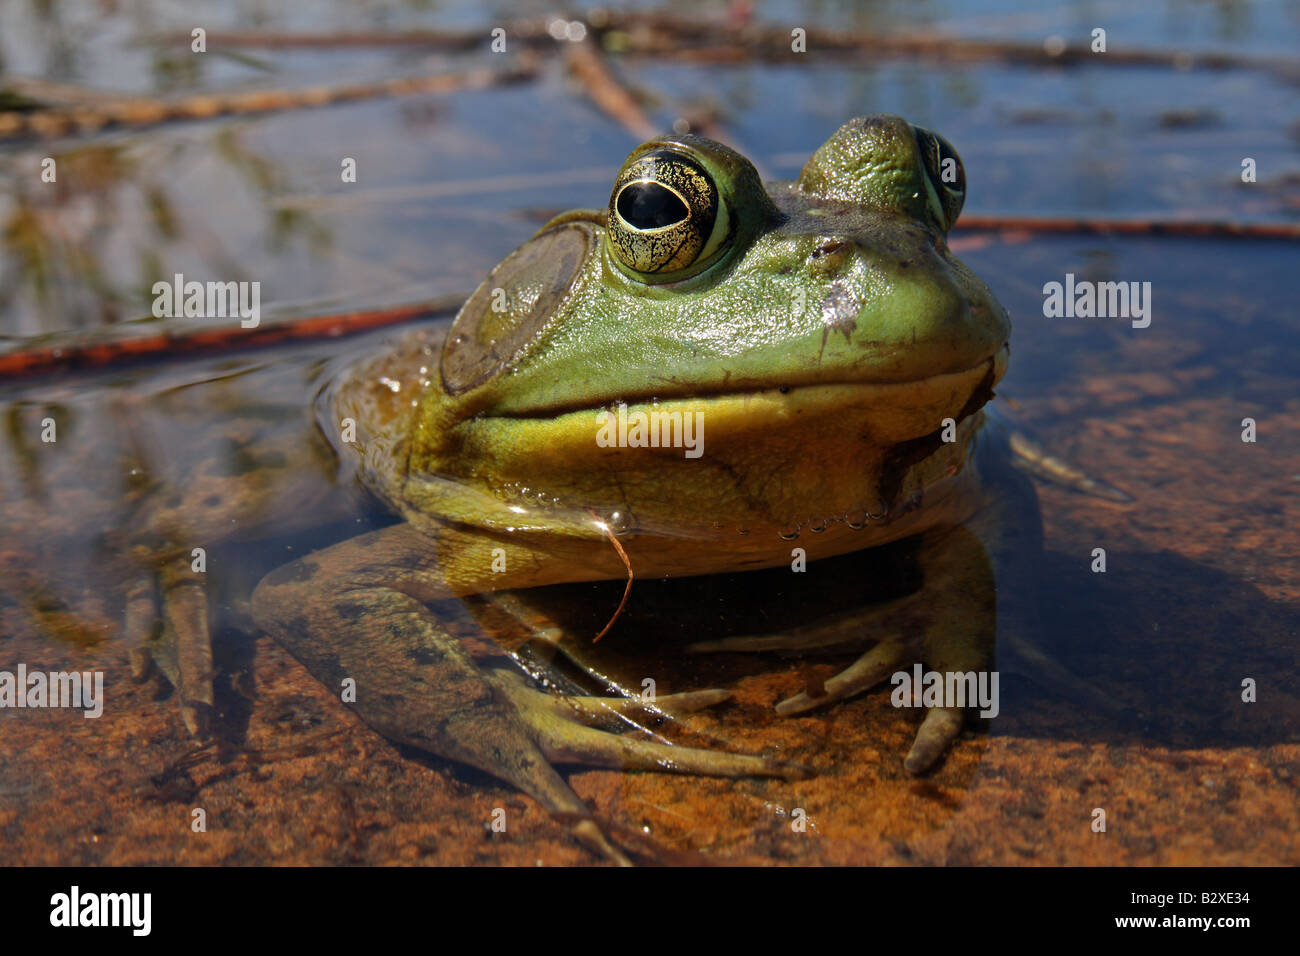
[607,149,732,279]
[913,126,966,231]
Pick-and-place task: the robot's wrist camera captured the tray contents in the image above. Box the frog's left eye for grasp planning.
[607,149,732,280]
[913,126,966,231]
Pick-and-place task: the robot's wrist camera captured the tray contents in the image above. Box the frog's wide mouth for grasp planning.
[494,342,1008,421]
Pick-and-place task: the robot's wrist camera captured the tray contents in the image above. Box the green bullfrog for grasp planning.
[256,113,1029,862]
[1,114,1119,864]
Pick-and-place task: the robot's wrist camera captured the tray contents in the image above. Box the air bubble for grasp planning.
[605,510,636,535]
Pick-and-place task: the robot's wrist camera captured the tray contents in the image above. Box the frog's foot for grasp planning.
[715,526,998,775]
[774,636,911,716]
[488,669,811,781]
[773,634,972,774]
[772,636,966,772]
[1004,422,1134,503]
[685,588,964,771]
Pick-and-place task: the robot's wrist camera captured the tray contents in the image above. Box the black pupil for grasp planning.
[617,181,688,229]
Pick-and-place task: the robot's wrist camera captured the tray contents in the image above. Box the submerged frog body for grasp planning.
[3,115,1120,863]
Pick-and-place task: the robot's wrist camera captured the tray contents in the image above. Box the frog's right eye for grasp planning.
[606,149,732,281]
[912,126,966,231]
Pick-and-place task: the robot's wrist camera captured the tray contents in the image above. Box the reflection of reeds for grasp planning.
[0,131,343,337]
[2,145,138,332]
[4,400,67,505]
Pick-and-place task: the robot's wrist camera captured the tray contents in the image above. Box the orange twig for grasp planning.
[587,508,634,643]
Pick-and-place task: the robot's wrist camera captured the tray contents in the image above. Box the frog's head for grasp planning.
[416,115,1010,545]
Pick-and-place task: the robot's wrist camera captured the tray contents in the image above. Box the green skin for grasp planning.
[251,115,1029,863]
[6,115,1095,864]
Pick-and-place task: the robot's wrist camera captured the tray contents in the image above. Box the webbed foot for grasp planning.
[488,669,810,780]
[772,634,969,774]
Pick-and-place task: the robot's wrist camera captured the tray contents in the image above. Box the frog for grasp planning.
[249,113,1127,864]
[0,114,1118,865]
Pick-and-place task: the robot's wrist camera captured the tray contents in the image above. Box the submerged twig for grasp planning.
[565,36,657,139]
[151,15,1299,79]
[0,61,538,141]
[956,215,1300,240]
[0,296,464,380]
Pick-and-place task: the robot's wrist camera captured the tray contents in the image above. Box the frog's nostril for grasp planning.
[811,240,852,259]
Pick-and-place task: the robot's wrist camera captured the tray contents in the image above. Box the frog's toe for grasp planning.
[903,705,964,774]
[545,721,808,780]
[490,670,809,780]
[566,687,732,720]
[775,638,910,715]
[572,819,633,867]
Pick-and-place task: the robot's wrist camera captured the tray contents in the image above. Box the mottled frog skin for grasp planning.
[258,114,1016,862]
[2,116,1113,863]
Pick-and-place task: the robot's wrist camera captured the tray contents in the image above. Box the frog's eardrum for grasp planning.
[440,223,595,395]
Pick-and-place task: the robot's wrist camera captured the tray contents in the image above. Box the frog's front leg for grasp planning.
[695,432,1132,774]
[772,524,997,773]
[251,521,801,863]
